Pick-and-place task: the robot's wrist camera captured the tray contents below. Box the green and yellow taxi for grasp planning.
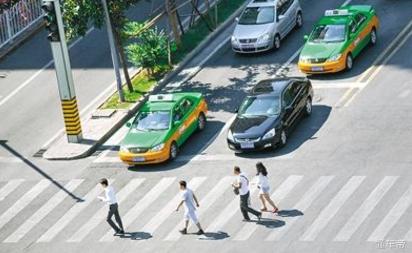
[298,5,379,74]
[119,93,208,165]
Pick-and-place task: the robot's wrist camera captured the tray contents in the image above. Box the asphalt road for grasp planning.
[1,0,412,252]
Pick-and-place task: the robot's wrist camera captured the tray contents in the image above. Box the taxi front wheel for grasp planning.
[169,142,178,161]
[345,53,353,71]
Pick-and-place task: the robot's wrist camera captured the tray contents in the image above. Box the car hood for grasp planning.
[300,42,344,59]
[121,129,168,148]
[233,23,273,39]
[230,115,278,138]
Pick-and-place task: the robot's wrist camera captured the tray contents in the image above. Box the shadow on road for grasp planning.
[120,231,152,240]
[277,209,304,217]
[256,218,286,228]
[198,231,230,240]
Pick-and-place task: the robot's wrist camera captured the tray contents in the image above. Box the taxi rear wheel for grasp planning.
[370,28,377,46]
[169,142,178,161]
[197,113,206,131]
[345,53,353,71]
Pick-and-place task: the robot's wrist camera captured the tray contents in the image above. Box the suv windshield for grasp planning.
[238,7,274,25]
[133,111,170,131]
[310,24,346,43]
[238,96,280,117]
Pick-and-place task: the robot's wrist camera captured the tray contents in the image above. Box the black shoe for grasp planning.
[179,228,187,235]
[118,230,125,234]
[242,218,251,222]
[196,229,205,235]
[257,212,262,221]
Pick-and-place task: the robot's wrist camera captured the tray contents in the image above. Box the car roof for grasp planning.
[247,0,277,8]
[251,77,307,95]
[318,7,358,26]
[142,92,201,112]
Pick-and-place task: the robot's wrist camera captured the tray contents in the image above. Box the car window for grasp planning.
[354,13,366,28]
[291,82,301,97]
[180,99,192,116]
[173,107,184,122]
[282,86,294,107]
[239,7,274,25]
[134,111,171,131]
[277,0,293,16]
[238,96,281,116]
[310,24,346,43]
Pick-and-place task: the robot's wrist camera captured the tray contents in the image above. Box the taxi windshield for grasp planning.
[238,7,274,25]
[310,24,346,43]
[238,96,280,117]
[133,111,171,131]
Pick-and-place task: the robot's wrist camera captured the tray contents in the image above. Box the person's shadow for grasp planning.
[198,231,230,240]
[119,231,152,240]
[276,209,304,218]
[256,218,286,228]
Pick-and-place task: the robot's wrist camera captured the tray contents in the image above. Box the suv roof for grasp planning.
[251,77,308,95]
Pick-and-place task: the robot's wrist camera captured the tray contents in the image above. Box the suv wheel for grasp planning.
[279,129,287,147]
[304,98,312,117]
[273,34,281,50]
[296,12,303,28]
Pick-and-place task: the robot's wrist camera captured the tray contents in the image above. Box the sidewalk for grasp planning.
[43,5,241,160]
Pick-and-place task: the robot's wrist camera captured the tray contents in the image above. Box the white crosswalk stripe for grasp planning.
[265,176,334,241]
[4,179,84,243]
[67,178,145,242]
[199,177,258,237]
[37,181,109,242]
[140,177,206,236]
[0,179,51,231]
[233,175,303,241]
[100,177,176,242]
[368,184,412,242]
[334,176,398,242]
[164,176,233,241]
[300,176,365,241]
[0,179,24,201]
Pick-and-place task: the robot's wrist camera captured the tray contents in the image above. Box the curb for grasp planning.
[43,1,247,160]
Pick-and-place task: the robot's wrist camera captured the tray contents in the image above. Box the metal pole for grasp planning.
[101,0,125,102]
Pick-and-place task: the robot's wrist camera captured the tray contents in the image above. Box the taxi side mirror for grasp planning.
[126,122,132,128]
[173,120,182,127]
[303,35,309,41]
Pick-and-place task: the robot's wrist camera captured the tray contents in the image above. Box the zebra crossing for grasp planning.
[0,174,411,244]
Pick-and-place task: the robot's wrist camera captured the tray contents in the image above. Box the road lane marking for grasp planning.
[399,90,411,98]
[199,177,258,237]
[342,18,412,107]
[0,28,94,108]
[100,177,176,242]
[4,179,84,243]
[368,185,412,242]
[140,177,206,236]
[0,179,24,201]
[334,176,398,242]
[199,114,236,154]
[233,175,303,241]
[67,178,144,242]
[300,176,365,241]
[266,176,334,241]
[0,157,23,163]
[164,176,233,241]
[93,125,129,163]
[37,181,110,242]
[0,179,51,231]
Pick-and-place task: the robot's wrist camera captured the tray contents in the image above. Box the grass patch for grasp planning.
[102,0,244,109]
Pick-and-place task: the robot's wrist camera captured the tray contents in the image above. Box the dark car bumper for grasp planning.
[227,134,281,152]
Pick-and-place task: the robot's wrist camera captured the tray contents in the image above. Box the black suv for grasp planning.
[227,77,313,151]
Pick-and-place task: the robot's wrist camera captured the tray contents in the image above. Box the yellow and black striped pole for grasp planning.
[45,0,82,143]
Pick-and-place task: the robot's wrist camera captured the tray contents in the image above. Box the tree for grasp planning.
[61,0,137,92]
[125,22,169,76]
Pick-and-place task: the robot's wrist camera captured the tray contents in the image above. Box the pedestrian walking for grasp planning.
[175,180,205,235]
[97,178,125,236]
[256,162,279,213]
[232,166,262,222]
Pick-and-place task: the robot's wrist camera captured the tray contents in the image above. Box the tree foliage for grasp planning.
[125,22,169,75]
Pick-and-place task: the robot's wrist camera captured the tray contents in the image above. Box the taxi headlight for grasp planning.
[227,130,235,142]
[299,56,310,63]
[150,143,165,152]
[120,146,129,152]
[327,53,342,62]
[262,128,276,140]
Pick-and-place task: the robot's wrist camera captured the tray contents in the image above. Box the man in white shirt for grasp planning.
[98,178,125,235]
[175,180,204,235]
[232,166,262,222]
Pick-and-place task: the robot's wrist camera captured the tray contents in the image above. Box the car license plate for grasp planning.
[242,44,254,49]
[311,66,324,72]
[240,142,254,149]
[133,157,145,162]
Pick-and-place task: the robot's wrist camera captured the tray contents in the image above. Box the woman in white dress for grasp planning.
[256,162,279,213]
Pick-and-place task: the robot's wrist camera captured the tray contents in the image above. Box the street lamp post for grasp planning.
[101,0,125,102]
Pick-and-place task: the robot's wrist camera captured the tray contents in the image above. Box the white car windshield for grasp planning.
[310,24,346,43]
[133,111,170,131]
[238,7,274,25]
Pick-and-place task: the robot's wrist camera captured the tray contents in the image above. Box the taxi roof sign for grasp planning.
[148,94,174,102]
[325,9,349,16]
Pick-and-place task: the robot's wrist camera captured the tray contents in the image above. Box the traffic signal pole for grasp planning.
[42,0,82,143]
